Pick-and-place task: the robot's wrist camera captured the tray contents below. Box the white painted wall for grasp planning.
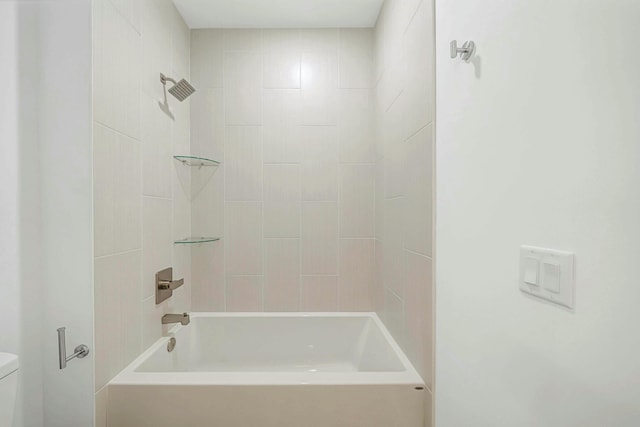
[1,2,94,426]
[436,1,640,426]
[0,2,20,358]
[38,2,94,426]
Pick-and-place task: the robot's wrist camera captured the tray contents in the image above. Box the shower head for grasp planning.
[160,73,195,101]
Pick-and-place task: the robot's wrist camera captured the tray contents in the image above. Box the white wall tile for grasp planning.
[94,255,119,391]
[141,94,173,198]
[118,250,143,368]
[263,201,301,239]
[227,276,263,311]
[225,126,263,201]
[93,124,117,257]
[94,124,142,257]
[94,250,141,391]
[225,51,263,125]
[170,5,190,79]
[264,164,300,201]
[191,30,224,89]
[142,197,172,299]
[375,162,385,238]
[340,165,375,238]
[301,276,338,311]
[299,29,338,53]
[374,239,385,314]
[374,0,435,397]
[404,125,434,257]
[173,161,192,240]
[403,250,433,387]
[95,386,109,427]
[300,41,338,125]
[191,242,225,311]
[264,165,300,238]
[338,29,373,89]
[383,288,404,347]
[192,165,224,237]
[338,89,375,163]
[383,197,405,298]
[190,89,225,161]
[338,239,375,311]
[383,136,409,199]
[141,295,165,350]
[263,29,301,89]
[263,89,302,163]
[109,0,141,33]
[224,29,263,52]
[264,239,300,311]
[373,6,385,83]
[300,126,339,201]
[189,28,378,315]
[401,0,435,140]
[225,202,263,275]
[172,96,191,155]
[112,134,141,253]
[140,0,172,101]
[94,0,141,138]
[300,51,338,125]
[301,202,339,274]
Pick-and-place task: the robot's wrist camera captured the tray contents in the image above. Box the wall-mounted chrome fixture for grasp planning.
[57,327,90,370]
[160,73,195,101]
[162,313,190,326]
[450,40,476,62]
[156,267,185,304]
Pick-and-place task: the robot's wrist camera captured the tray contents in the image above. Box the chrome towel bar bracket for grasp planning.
[57,327,90,370]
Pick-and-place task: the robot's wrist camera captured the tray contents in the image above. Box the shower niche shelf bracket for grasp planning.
[173,155,220,169]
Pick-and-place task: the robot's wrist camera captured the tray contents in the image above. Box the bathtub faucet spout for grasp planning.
[162,313,190,326]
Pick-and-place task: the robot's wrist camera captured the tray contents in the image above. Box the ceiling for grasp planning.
[172,0,384,29]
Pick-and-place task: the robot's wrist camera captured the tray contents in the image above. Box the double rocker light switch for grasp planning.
[519,246,574,309]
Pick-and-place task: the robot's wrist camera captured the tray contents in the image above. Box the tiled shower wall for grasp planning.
[374,0,435,422]
[92,0,191,424]
[189,29,377,312]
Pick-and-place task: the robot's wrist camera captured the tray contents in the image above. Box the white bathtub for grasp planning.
[107,313,425,427]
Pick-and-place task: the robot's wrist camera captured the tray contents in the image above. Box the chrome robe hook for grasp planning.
[450,40,476,62]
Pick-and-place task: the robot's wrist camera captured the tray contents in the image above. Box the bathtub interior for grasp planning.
[135,314,407,373]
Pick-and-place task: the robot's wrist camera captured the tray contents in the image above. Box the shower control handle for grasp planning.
[57,327,90,370]
[158,278,184,291]
[156,267,185,304]
[450,40,475,62]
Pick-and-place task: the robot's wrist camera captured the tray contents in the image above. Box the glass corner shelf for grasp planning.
[173,155,220,168]
[174,237,221,245]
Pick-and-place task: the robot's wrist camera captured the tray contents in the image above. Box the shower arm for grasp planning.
[160,73,177,86]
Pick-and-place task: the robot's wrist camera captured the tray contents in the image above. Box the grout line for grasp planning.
[300,274,340,278]
[94,247,141,261]
[226,274,264,278]
[222,45,227,313]
[142,194,173,202]
[263,236,301,240]
[404,122,431,143]
[404,247,434,260]
[94,121,141,143]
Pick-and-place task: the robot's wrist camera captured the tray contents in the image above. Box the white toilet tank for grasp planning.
[0,353,19,427]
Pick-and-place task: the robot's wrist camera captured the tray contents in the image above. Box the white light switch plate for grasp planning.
[519,246,575,309]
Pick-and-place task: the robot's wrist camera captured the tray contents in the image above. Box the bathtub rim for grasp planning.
[109,312,425,387]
